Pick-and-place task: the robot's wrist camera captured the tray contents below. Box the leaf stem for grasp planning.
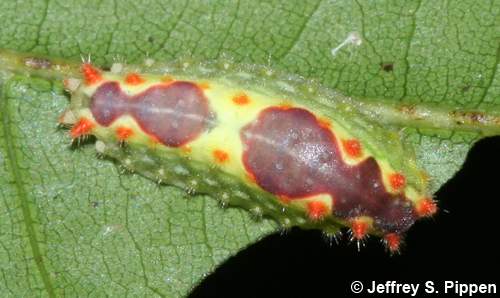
[0,48,81,80]
[351,99,500,136]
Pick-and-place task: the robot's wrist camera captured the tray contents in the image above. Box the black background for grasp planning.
[190,137,499,297]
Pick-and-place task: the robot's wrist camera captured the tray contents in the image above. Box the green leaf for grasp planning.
[0,0,499,296]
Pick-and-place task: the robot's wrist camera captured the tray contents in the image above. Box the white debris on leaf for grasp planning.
[331,32,363,57]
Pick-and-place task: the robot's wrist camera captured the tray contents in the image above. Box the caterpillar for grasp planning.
[53,57,440,253]
[2,48,500,254]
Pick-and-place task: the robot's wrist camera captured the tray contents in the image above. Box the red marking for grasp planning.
[342,139,362,158]
[278,195,291,205]
[246,172,257,184]
[213,149,229,164]
[90,81,211,147]
[81,64,102,85]
[241,107,419,234]
[232,93,250,105]
[416,198,437,217]
[71,118,94,138]
[307,201,328,220]
[384,233,401,252]
[318,118,332,129]
[351,219,369,240]
[116,126,134,140]
[389,173,406,191]
[125,73,145,85]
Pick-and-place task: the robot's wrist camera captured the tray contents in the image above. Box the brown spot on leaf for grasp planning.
[380,62,394,72]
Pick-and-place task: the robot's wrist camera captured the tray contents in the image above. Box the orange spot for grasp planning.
[351,219,369,240]
[197,82,210,90]
[116,126,134,141]
[161,75,175,83]
[389,173,406,191]
[342,139,362,158]
[278,195,292,205]
[246,172,257,184]
[181,145,192,153]
[125,73,145,85]
[81,63,102,85]
[318,118,332,129]
[278,102,293,110]
[70,118,94,138]
[416,198,437,217]
[384,233,401,252]
[213,149,229,164]
[307,201,328,220]
[232,93,250,105]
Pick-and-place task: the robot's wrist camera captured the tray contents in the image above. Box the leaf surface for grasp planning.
[0,0,499,296]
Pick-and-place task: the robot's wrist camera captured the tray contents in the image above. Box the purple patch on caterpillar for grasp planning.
[90,81,213,147]
[240,107,417,233]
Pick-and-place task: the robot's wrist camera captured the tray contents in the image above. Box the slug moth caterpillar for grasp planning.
[61,59,436,253]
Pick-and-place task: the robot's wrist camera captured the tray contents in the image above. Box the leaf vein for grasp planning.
[0,82,55,297]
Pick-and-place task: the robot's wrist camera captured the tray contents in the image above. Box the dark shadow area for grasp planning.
[190,137,500,297]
